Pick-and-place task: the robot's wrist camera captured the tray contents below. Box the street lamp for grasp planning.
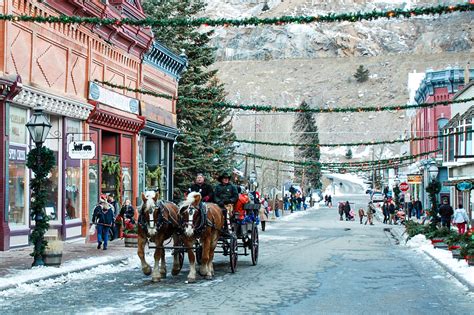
[426,163,441,218]
[428,164,439,180]
[26,108,52,148]
[26,107,54,267]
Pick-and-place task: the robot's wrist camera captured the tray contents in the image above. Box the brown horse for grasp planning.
[137,191,183,282]
[180,192,224,280]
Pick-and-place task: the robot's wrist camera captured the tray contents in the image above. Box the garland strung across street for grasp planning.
[237,150,440,168]
[95,81,474,114]
[3,4,472,28]
[235,130,473,147]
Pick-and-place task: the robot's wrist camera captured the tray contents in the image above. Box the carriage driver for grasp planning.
[214,172,239,231]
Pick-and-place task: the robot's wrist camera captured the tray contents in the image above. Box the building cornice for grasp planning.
[144,42,188,81]
[11,85,94,120]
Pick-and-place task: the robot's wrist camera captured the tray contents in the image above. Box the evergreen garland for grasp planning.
[95,81,474,114]
[2,4,471,27]
[101,156,122,201]
[26,147,56,262]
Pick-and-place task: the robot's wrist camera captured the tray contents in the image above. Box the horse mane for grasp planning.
[180,192,202,209]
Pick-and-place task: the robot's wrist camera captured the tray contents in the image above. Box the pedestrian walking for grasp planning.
[407,199,414,219]
[438,198,454,230]
[388,199,396,225]
[382,200,389,224]
[338,202,344,221]
[453,204,469,234]
[366,201,376,225]
[327,195,333,208]
[344,201,351,221]
[120,199,135,224]
[92,198,114,250]
[107,194,120,240]
[414,198,423,220]
[358,208,365,224]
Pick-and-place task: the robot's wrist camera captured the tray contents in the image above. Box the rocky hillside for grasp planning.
[200,0,473,189]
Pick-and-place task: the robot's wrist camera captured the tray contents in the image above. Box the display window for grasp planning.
[44,115,61,221]
[8,106,28,227]
[65,119,82,221]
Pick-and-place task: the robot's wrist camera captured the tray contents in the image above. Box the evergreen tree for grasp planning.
[143,0,236,198]
[354,65,369,83]
[345,147,353,159]
[293,100,321,189]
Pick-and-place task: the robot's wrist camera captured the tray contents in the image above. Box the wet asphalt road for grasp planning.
[1,191,473,314]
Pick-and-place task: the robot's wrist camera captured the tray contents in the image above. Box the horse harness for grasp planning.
[138,200,181,238]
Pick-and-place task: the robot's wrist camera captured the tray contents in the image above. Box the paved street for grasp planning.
[1,191,473,314]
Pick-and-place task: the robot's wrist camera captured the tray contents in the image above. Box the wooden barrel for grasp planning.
[124,234,138,248]
[44,253,62,267]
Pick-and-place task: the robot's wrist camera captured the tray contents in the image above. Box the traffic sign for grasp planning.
[399,182,409,192]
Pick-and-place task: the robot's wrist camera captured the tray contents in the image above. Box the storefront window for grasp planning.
[65,119,81,220]
[122,166,132,203]
[8,106,28,226]
[102,155,120,197]
[467,126,472,156]
[89,164,99,221]
[138,135,145,199]
[44,116,61,221]
[145,139,170,199]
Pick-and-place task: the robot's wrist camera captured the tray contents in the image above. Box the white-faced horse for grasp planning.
[180,192,224,280]
[137,191,184,282]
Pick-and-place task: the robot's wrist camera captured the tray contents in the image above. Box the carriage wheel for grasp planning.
[251,225,259,265]
[229,237,238,273]
[195,244,203,265]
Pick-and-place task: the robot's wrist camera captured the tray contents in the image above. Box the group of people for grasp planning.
[91,194,135,250]
[283,194,307,213]
[438,199,470,234]
[324,195,333,207]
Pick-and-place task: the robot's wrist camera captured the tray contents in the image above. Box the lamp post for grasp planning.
[26,107,53,267]
[393,176,401,209]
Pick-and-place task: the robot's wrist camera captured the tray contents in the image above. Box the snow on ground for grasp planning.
[406,234,474,288]
[0,252,161,294]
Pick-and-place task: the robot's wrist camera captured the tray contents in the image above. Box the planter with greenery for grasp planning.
[123,220,138,248]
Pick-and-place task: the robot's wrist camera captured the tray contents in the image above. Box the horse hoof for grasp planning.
[143,266,152,276]
[205,275,212,280]
[187,277,196,283]
[152,277,161,283]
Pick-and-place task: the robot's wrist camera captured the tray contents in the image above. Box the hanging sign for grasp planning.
[456,182,473,191]
[407,174,422,184]
[68,141,95,159]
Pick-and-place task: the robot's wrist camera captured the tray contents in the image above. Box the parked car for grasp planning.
[371,192,385,203]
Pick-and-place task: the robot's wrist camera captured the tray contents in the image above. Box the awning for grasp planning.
[87,105,145,134]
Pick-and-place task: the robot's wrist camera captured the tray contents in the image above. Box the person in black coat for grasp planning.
[92,199,114,250]
[438,198,454,230]
[188,173,214,203]
[214,173,238,231]
[344,201,351,221]
[120,199,135,224]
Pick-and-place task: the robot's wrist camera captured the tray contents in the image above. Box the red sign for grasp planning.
[399,182,409,192]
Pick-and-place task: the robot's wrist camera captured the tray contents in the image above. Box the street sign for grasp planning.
[68,141,95,159]
[399,182,409,192]
[407,174,422,184]
[456,182,473,191]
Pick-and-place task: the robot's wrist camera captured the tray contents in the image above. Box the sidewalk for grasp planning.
[373,209,473,291]
[0,238,136,291]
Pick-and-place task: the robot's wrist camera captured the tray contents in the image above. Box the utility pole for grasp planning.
[372,147,376,190]
[301,158,306,194]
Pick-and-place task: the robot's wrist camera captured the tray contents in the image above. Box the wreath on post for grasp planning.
[26,147,56,259]
[101,156,122,203]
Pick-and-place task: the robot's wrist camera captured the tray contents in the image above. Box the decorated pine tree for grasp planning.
[293,100,322,189]
[354,65,369,83]
[143,0,236,197]
[345,147,353,159]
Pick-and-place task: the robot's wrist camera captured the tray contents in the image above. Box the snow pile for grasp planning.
[405,234,474,288]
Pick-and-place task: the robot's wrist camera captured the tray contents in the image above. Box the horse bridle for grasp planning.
[182,203,206,236]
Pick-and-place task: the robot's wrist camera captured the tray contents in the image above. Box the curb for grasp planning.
[0,255,129,292]
[389,224,473,292]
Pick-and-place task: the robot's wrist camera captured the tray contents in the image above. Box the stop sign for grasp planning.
[399,182,409,192]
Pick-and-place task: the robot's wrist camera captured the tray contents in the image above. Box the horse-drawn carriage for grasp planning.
[136,191,259,283]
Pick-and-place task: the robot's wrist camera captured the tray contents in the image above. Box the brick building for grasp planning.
[0,0,186,250]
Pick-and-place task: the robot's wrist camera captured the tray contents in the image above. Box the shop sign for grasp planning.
[68,141,95,159]
[8,145,26,163]
[407,174,422,184]
[456,182,473,191]
[88,82,140,115]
